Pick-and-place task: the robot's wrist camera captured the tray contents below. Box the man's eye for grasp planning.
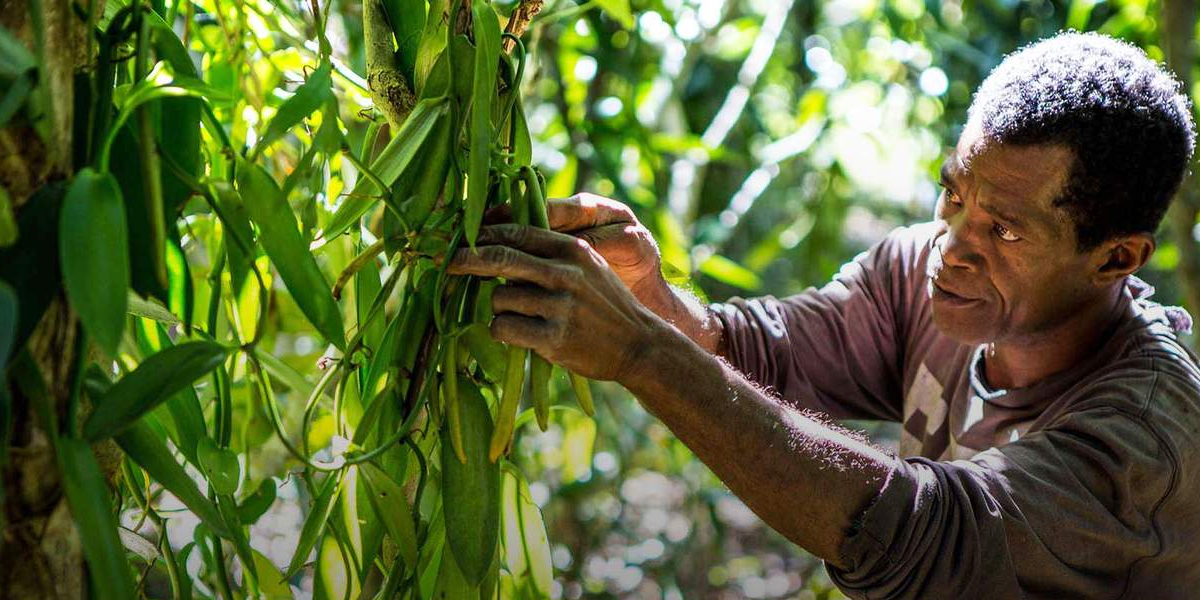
[993,222,1021,242]
[942,187,963,205]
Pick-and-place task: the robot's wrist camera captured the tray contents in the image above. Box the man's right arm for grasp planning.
[546,193,913,422]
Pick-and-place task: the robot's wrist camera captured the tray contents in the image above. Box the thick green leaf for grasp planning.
[237,478,278,523]
[464,0,501,247]
[127,292,179,324]
[255,62,334,154]
[114,419,233,538]
[501,468,552,597]
[253,549,295,600]
[461,323,506,382]
[433,544,480,600]
[319,97,448,242]
[55,436,138,600]
[381,0,425,83]
[358,462,419,569]
[414,0,448,93]
[0,183,63,350]
[83,341,229,441]
[198,437,242,495]
[442,377,500,586]
[214,184,256,292]
[236,161,345,350]
[0,186,15,248]
[284,471,344,579]
[60,168,129,357]
[0,23,35,79]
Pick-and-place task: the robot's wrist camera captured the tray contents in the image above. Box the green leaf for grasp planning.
[83,341,229,441]
[464,0,501,248]
[414,0,448,93]
[237,478,278,524]
[118,527,161,564]
[433,544,480,600]
[54,436,138,600]
[461,323,506,383]
[381,0,425,84]
[0,23,36,79]
[358,463,419,569]
[198,437,242,495]
[0,186,15,248]
[236,161,345,349]
[255,62,334,154]
[127,291,180,324]
[319,97,448,242]
[256,350,317,399]
[442,377,500,586]
[253,550,295,599]
[0,183,64,351]
[560,410,596,485]
[595,0,635,28]
[501,467,552,597]
[115,419,233,538]
[60,168,129,357]
[285,471,344,579]
[698,253,762,291]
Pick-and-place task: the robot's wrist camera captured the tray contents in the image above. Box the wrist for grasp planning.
[619,317,694,398]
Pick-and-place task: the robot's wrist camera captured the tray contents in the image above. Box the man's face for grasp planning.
[929,121,1100,345]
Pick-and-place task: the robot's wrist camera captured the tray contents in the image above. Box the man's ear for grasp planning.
[1092,232,1155,286]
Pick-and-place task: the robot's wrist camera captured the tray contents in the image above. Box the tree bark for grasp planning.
[0,0,99,599]
[1160,0,1200,344]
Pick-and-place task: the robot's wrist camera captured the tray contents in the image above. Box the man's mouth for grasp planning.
[930,280,981,307]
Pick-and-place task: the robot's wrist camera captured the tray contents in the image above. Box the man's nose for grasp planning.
[939,211,983,272]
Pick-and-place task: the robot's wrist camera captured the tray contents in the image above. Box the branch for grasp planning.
[363,0,415,130]
[1160,0,1200,347]
[502,0,544,52]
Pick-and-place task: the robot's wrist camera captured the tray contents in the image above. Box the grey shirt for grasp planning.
[710,222,1200,599]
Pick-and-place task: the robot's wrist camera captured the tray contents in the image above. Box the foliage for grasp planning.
[0,0,1196,598]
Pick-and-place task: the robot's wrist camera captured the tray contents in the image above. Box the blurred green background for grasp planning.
[125,0,1196,597]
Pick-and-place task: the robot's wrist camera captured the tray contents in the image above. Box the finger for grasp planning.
[492,283,565,319]
[490,314,555,351]
[547,193,638,233]
[575,223,651,264]
[448,245,567,287]
[476,223,592,260]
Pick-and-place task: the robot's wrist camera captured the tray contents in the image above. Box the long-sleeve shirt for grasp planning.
[709,222,1200,599]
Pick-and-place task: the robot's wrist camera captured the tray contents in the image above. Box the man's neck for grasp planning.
[984,284,1128,390]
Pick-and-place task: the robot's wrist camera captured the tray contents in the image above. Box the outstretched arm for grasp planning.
[448,223,893,566]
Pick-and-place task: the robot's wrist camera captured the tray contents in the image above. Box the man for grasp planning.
[449,32,1200,598]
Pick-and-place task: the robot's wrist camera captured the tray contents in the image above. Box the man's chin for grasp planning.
[930,304,998,345]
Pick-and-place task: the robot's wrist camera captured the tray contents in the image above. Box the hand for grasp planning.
[487,193,667,306]
[447,224,667,383]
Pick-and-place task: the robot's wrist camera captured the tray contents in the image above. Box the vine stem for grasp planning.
[332,238,387,300]
[502,0,544,52]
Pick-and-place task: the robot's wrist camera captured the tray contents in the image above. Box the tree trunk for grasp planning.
[0,0,101,598]
[1160,0,1200,345]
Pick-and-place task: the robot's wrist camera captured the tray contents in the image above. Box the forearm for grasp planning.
[634,278,725,356]
[621,320,894,567]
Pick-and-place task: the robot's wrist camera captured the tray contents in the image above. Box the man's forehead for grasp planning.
[949,120,1073,193]
[943,121,1076,236]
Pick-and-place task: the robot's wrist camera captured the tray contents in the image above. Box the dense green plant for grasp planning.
[2,0,1198,598]
[0,0,633,598]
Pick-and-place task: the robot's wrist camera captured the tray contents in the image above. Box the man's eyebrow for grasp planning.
[939,161,956,185]
[977,197,1028,230]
